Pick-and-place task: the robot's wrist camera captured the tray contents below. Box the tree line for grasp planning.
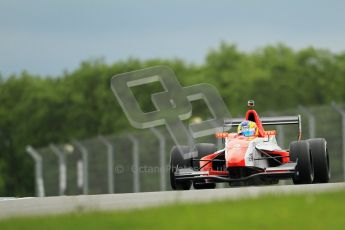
[1,42,345,196]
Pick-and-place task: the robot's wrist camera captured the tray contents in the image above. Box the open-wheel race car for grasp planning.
[170,100,331,190]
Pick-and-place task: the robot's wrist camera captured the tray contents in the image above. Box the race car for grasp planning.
[170,100,330,190]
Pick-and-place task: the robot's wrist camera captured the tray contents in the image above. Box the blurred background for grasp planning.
[1,0,345,197]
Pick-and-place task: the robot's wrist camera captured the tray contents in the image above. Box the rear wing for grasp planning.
[224,115,302,140]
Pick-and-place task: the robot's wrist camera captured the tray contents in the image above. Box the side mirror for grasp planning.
[264,130,276,136]
[215,132,229,139]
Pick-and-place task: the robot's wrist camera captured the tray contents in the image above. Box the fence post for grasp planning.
[128,134,140,193]
[73,140,89,195]
[26,146,45,197]
[98,135,115,194]
[331,102,345,181]
[150,128,166,191]
[212,120,224,188]
[298,105,316,139]
[49,144,67,196]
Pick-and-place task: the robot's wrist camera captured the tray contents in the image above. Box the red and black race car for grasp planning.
[170,101,330,190]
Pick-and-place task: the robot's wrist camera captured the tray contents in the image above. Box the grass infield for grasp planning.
[1,189,345,230]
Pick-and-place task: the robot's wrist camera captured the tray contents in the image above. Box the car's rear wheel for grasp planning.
[192,143,217,189]
[289,140,314,184]
[308,138,330,183]
[170,146,192,190]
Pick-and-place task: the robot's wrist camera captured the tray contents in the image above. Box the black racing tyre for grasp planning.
[308,138,330,183]
[193,143,217,169]
[289,140,314,184]
[170,146,192,190]
[192,143,217,189]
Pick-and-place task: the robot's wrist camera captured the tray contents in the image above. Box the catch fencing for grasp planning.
[27,103,345,197]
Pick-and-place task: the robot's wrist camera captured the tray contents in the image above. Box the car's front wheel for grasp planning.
[192,143,217,189]
[170,146,192,190]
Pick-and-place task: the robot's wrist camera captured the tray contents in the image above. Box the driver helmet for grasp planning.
[237,120,258,137]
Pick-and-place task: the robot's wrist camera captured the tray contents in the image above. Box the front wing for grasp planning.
[175,162,297,183]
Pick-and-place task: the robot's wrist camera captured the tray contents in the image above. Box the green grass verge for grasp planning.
[1,189,345,230]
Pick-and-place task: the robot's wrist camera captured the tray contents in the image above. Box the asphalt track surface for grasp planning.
[0,182,344,220]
